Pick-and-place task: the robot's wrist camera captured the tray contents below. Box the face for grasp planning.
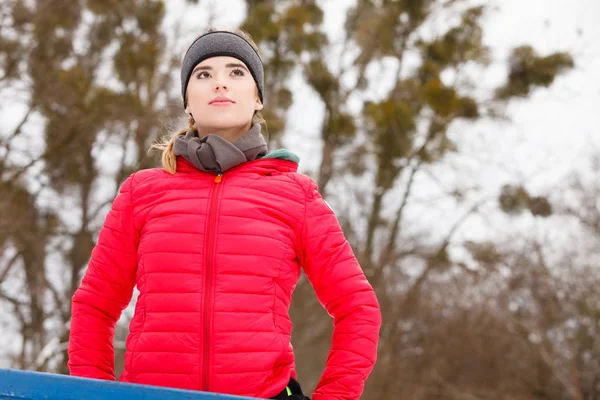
[185,56,263,134]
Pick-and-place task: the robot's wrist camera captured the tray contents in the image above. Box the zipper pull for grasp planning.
[214,172,222,183]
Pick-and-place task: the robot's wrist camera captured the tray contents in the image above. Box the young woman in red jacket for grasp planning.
[67,29,381,400]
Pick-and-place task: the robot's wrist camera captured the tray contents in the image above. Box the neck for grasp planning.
[197,123,252,142]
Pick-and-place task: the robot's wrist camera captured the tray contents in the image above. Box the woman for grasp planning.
[68,29,381,400]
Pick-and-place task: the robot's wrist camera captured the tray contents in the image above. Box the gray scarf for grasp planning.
[173,123,268,173]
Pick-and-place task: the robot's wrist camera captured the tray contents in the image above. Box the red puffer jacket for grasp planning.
[68,156,381,399]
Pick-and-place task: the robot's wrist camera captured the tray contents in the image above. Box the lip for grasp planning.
[209,96,235,106]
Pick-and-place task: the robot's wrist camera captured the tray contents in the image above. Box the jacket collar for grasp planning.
[175,155,299,175]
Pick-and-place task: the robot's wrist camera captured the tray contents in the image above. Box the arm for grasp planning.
[68,174,139,380]
[297,179,382,400]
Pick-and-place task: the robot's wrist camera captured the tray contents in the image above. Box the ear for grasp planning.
[254,97,264,111]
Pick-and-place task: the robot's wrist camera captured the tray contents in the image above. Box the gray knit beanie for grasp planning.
[180,31,264,108]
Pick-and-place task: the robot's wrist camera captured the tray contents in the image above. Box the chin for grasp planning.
[199,118,252,132]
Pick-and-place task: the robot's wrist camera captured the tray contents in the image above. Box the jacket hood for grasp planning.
[262,149,300,164]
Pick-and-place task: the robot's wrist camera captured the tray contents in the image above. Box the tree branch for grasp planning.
[379,159,423,267]
[0,250,21,284]
[0,290,28,307]
[5,125,80,182]
[0,103,35,172]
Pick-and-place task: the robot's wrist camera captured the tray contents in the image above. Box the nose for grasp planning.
[214,77,228,92]
[214,83,228,91]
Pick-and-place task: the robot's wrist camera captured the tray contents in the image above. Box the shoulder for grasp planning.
[126,167,171,195]
[283,172,320,201]
[284,173,335,214]
[131,167,168,183]
[263,171,318,205]
[282,172,313,191]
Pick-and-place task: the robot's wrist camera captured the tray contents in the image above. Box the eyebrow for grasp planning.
[192,63,249,75]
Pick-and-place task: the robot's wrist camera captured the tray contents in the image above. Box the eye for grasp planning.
[196,71,210,79]
[231,68,245,76]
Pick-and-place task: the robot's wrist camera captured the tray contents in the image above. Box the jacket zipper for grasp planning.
[202,172,223,391]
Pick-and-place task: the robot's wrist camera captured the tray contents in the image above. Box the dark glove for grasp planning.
[270,378,310,399]
[271,393,310,400]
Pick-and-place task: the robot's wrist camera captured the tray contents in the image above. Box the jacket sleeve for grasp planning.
[296,178,382,400]
[68,173,139,380]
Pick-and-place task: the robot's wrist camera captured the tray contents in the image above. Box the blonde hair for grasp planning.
[152,28,267,175]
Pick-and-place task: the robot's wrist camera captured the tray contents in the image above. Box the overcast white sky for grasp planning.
[280,0,598,247]
[426,0,600,245]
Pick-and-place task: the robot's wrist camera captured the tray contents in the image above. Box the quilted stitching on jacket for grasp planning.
[68,157,381,400]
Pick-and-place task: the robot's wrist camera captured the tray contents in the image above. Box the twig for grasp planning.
[380,159,423,267]
[0,250,21,283]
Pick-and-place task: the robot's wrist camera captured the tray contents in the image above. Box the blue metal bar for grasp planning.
[0,368,254,400]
